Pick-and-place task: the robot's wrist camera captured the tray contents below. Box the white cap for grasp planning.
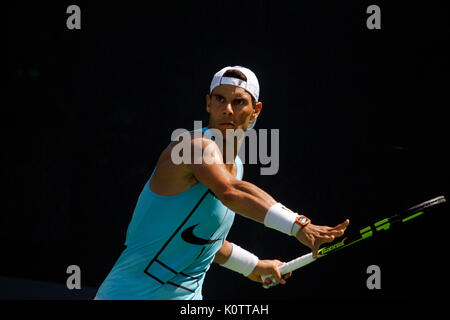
[209,66,260,129]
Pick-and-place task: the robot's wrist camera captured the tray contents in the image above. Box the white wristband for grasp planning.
[264,202,299,236]
[291,221,302,236]
[221,243,259,277]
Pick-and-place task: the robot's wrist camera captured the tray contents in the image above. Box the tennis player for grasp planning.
[94,66,349,300]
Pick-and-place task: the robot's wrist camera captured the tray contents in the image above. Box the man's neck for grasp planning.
[207,125,245,164]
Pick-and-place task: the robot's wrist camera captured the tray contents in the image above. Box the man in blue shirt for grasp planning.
[95,66,349,300]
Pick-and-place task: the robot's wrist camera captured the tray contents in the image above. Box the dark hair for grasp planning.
[221,69,256,106]
[223,69,248,82]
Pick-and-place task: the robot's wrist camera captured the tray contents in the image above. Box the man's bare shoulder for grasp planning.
[163,131,220,165]
[155,131,221,175]
[150,132,210,195]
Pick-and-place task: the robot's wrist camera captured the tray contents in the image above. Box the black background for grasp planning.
[5,0,450,301]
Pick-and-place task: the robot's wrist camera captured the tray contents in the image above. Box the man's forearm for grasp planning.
[220,180,277,223]
[214,240,260,277]
[213,240,233,264]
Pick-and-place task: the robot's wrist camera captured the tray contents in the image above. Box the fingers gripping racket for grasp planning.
[262,196,446,288]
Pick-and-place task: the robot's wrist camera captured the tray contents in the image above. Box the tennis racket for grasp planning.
[262,195,446,288]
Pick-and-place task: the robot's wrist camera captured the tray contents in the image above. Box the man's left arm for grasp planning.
[214,240,290,286]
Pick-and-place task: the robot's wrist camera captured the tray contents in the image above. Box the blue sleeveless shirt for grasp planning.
[96,127,243,300]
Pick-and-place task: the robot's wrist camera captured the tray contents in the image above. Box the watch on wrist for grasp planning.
[295,215,311,227]
[291,214,311,236]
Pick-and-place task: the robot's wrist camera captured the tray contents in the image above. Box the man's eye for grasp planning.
[217,96,225,103]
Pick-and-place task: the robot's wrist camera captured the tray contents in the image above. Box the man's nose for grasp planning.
[223,103,233,114]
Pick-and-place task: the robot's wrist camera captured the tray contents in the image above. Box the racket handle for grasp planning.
[261,252,316,289]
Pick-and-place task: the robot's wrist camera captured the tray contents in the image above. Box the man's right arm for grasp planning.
[185,137,277,224]
[184,136,349,258]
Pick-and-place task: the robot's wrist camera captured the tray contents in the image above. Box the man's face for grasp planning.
[206,84,262,133]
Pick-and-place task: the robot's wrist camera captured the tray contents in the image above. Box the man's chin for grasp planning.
[210,124,246,135]
[217,123,235,130]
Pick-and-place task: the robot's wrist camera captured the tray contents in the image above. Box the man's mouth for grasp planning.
[219,121,235,127]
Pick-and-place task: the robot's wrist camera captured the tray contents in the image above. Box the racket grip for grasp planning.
[261,252,315,289]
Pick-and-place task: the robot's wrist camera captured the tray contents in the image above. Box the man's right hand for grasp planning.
[295,219,350,258]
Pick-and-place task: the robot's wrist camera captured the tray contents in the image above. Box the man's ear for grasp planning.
[252,102,262,119]
[206,94,211,113]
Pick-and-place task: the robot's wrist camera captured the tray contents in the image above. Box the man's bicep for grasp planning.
[188,138,236,198]
[190,161,235,197]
